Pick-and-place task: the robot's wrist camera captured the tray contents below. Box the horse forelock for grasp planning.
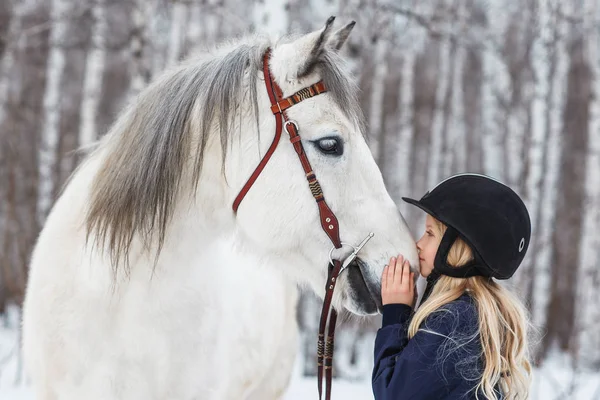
[85,34,364,273]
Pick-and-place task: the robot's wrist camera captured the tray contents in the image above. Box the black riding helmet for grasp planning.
[402,173,531,281]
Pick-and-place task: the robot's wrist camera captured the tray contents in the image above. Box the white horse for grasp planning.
[22,19,418,400]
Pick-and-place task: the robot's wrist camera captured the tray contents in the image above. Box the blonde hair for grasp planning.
[408,218,532,399]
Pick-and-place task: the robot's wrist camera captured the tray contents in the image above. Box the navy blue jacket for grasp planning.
[372,293,496,400]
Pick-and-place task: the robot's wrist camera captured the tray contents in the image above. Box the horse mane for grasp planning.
[84,34,365,272]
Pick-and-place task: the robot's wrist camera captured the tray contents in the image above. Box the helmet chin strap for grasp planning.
[420,270,441,305]
[433,226,486,278]
[420,227,490,305]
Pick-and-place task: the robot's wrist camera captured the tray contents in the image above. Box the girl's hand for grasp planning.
[381,254,415,306]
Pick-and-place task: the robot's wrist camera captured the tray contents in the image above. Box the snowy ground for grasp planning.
[1,306,599,399]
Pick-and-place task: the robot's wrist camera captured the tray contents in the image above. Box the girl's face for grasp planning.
[416,214,441,277]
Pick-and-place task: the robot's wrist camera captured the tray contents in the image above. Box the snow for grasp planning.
[1,306,599,399]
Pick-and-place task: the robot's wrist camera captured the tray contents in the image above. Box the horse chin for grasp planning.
[343,258,382,316]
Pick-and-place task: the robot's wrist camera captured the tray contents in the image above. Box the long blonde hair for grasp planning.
[408,218,532,399]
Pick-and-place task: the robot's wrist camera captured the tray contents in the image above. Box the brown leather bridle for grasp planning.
[232,49,348,400]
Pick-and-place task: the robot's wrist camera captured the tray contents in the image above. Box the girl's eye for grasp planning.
[427,231,434,237]
[314,137,343,156]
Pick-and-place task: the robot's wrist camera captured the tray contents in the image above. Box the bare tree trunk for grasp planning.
[396,51,416,213]
[519,0,549,333]
[377,44,399,176]
[481,0,509,181]
[379,45,406,200]
[129,0,154,97]
[38,0,71,226]
[2,148,20,304]
[543,1,585,359]
[503,13,527,191]
[149,1,169,76]
[496,0,536,299]
[409,43,439,228]
[515,0,542,307]
[367,39,388,163]
[428,35,451,189]
[78,0,106,148]
[0,1,25,130]
[447,0,467,175]
[184,1,201,57]
[166,0,188,68]
[462,0,484,173]
[531,1,569,345]
[0,3,25,282]
[577,0,600,368]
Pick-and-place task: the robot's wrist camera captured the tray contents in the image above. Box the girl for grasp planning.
[372,174,532,400]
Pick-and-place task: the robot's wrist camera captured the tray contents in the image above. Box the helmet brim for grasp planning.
[401,197,456,237]
[402,197,440,221]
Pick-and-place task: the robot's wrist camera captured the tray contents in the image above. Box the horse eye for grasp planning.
[315,137,343,156]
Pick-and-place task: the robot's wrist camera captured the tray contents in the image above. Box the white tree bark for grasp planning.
[396,51,415,213]
[129,0,155,98]
[78,0,106,148]
[481,0,510,181]
[428,36,450,189]
[185,1,202,54]
[516,0,547,301]
[0,0,26,129]
[577,0,600,367]
[504,12,528,190]
[37,0,70,226]
[166,1,188,68]
[368,39,388,163]
[532,0,570,330]
[150,2,170,76]
[447,0,467,175]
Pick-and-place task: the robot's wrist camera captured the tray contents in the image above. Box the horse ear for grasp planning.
[272,17,355,81]
[328,21,356,51]
[296,16,336,78]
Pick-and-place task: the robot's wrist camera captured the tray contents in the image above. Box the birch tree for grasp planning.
[0,0,20,252]
[166,0,188,68]
[78,0,107,148]
[532,0,570,339]
[547,12,589,358]
[501,0,540,306]
[184,1,201,56]
[502,10,528,191]
[368,38,389,164]
[0,0,27,132]
[516,0,547,311]
[427,19,451,189]
[446,0,467,175]
[395,50,416,212]
[38,0,71,226]
[480,0,510,182]
[129,0,155,97]
[575,0,600,367]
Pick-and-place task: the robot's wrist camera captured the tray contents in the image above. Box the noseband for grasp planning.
[232,49,369,399]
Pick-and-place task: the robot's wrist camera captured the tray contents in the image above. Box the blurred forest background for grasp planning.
[1,0,599,390]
